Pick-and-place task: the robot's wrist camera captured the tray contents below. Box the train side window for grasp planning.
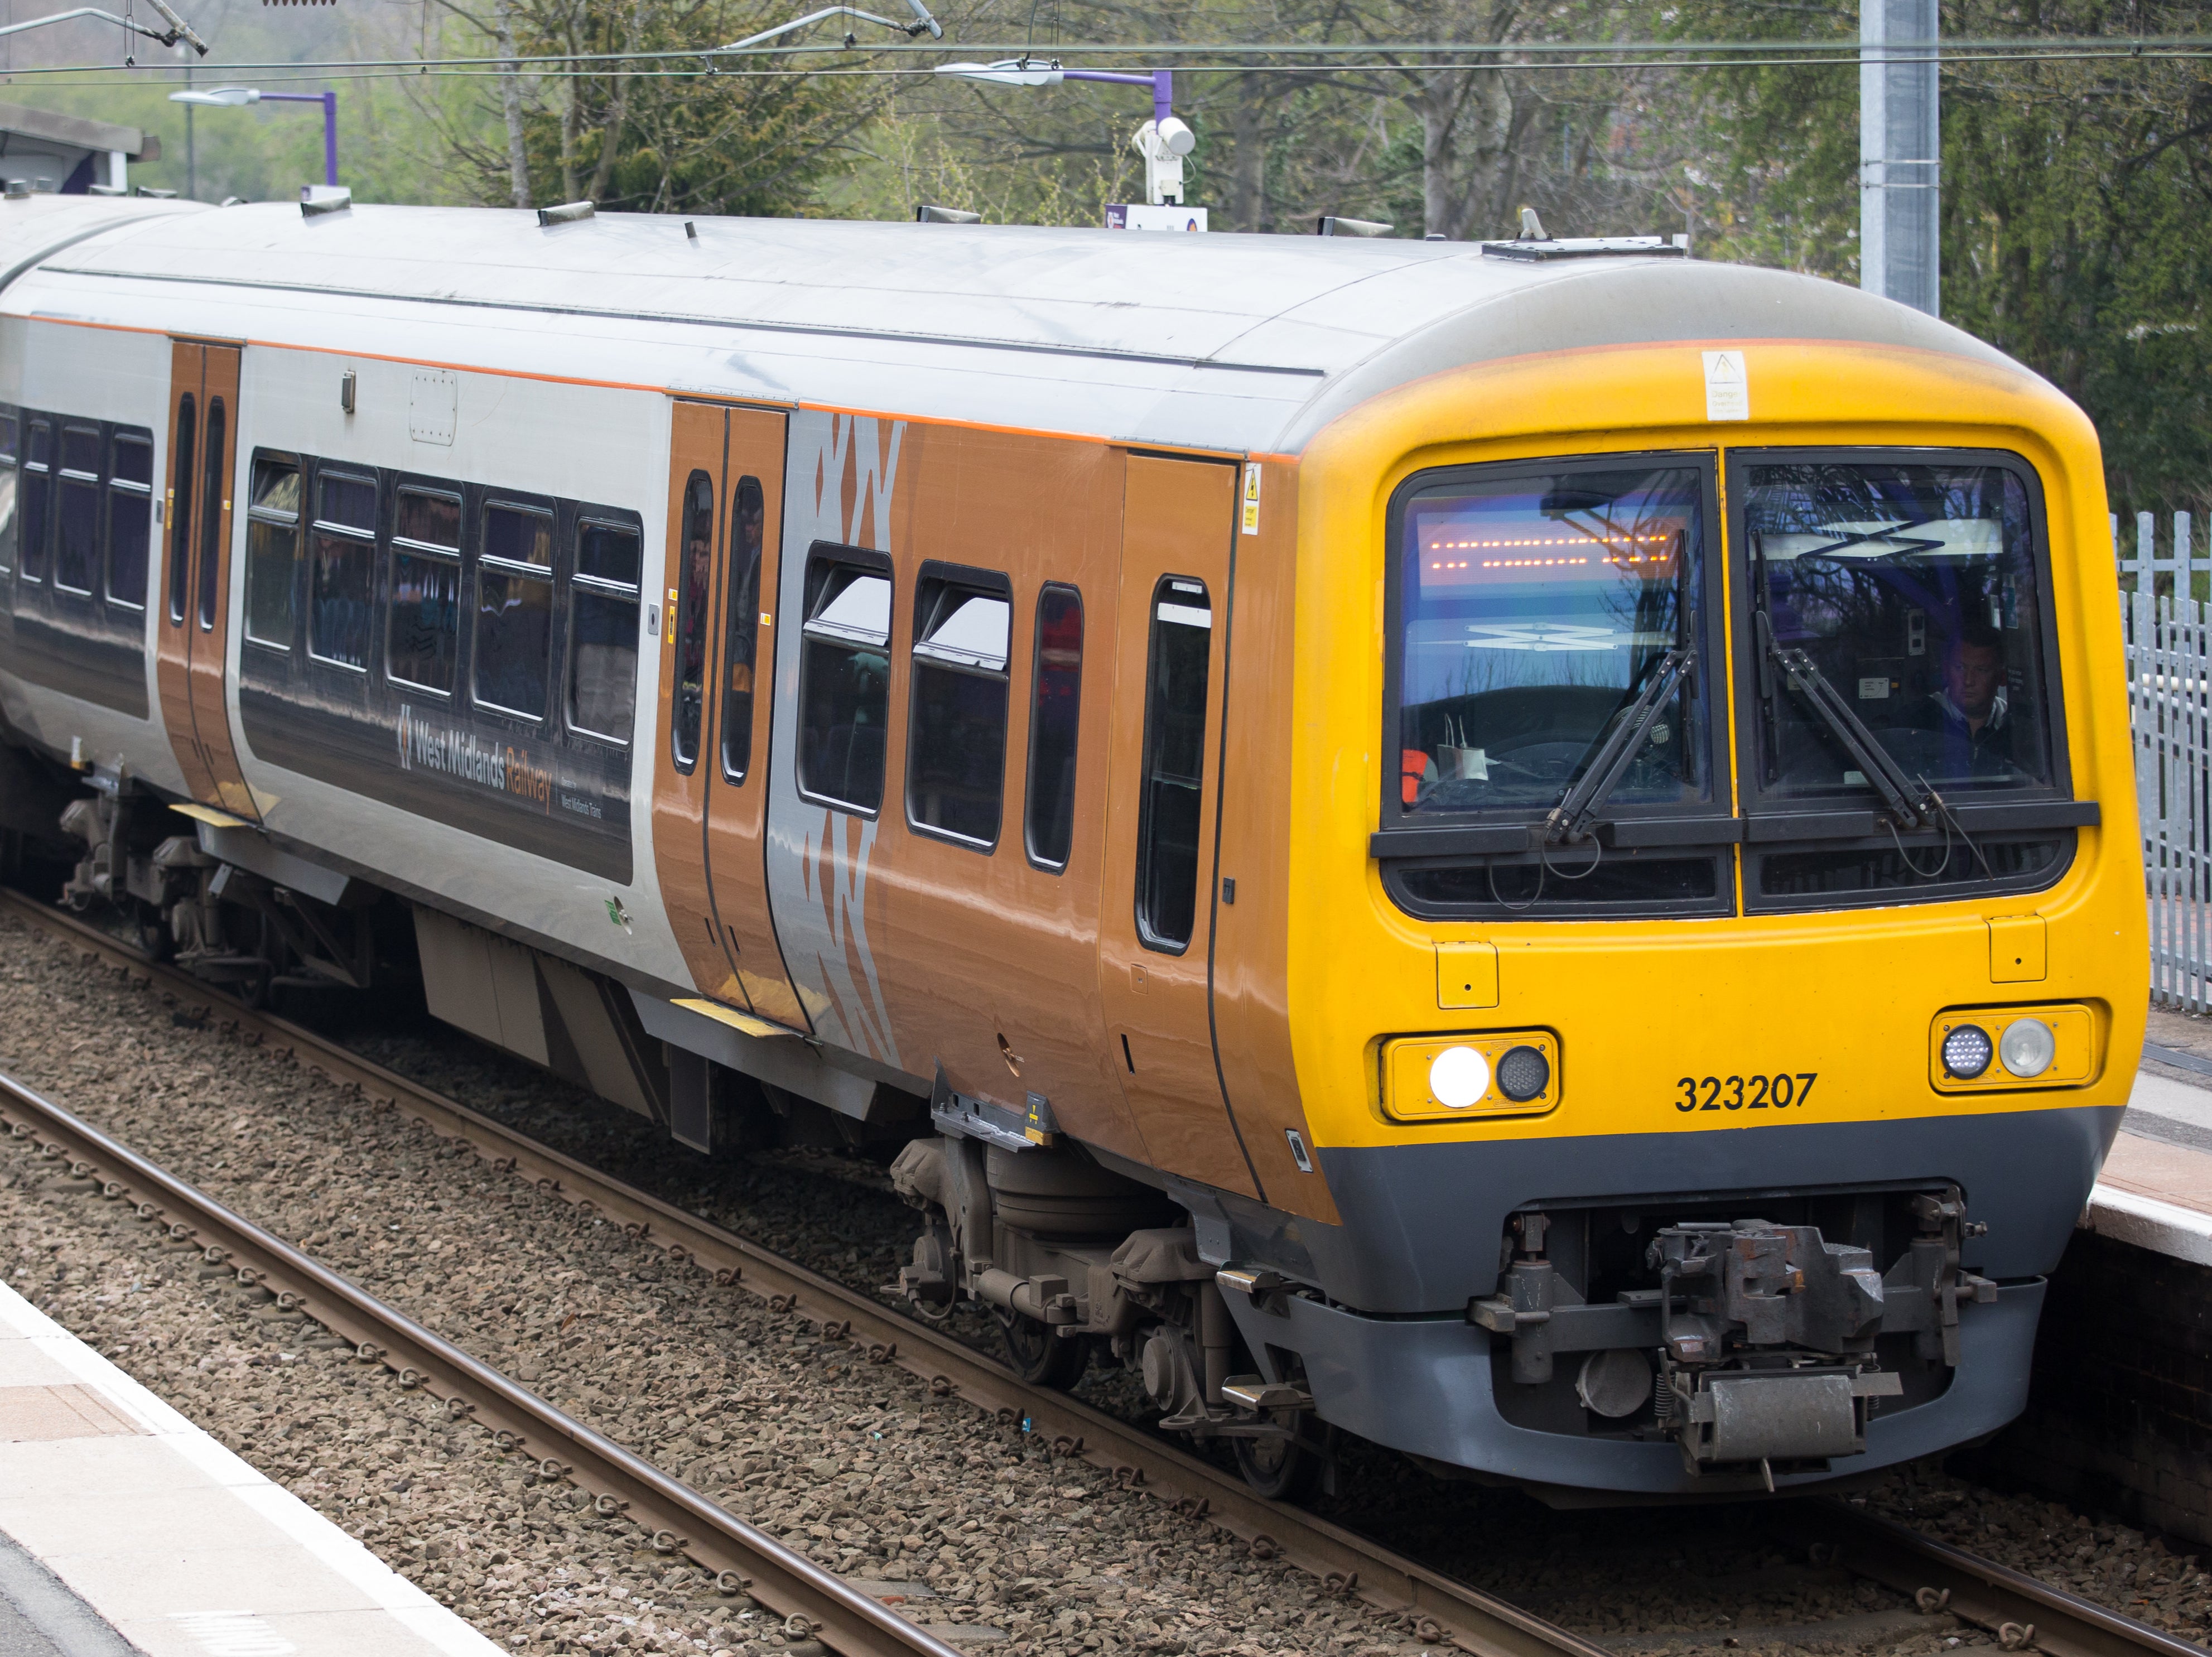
[475,502,555,720]
[906,567,1010,848]
[309,469,377,671]
[796,549,892,814]
[106,430,153,610]
[670,470,714,771]
[243,455,301,650]
[719,476,765,781]
[570,517,640,745]
[388,486,462,694]
[1134,577,1212,953]
[165,399,193,619]
[195,398,226,629]
[54,424,98,595]
[1024,584,1083,871]
[21,417,50,585]
[0,412,17,578]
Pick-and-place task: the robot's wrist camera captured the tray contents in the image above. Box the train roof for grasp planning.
[0,196,2035,455]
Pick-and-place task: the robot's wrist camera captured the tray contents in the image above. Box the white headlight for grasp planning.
[1429,1046,1490,1109]
[1999,1017,2056,1078]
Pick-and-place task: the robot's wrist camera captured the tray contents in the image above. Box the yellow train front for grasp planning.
[1219,245,2148,1499]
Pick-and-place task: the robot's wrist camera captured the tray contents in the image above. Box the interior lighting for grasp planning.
[1941,1023,1994,1079]
[1998,1017,2056,1078]
[1429,1046,1491,1109]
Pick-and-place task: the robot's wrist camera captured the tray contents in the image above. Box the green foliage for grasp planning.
[1669,0,2212,512]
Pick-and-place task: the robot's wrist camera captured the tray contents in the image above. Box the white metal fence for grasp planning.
[2121,510,2210,1011]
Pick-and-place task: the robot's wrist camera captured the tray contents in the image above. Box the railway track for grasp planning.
[1,886,2199,1657]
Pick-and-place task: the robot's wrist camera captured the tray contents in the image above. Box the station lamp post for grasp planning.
[168,86,339,188]
[935,59,1196,208]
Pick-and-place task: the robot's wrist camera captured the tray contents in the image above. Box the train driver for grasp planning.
[1906,618,2014,774]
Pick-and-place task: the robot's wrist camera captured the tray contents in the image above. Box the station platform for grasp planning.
[0,1279,504,1657]
[2083,1022,2212,1265]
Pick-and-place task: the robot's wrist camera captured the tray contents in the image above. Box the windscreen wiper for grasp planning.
[1766,640,1933,828]
[1545,647,1695,846]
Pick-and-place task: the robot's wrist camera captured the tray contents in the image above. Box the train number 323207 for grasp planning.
[1674,1073,1819,1112]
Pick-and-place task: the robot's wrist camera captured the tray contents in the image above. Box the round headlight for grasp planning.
[1429,1046,1491,1109]
[1999,1017,2056,1078]
[1942,1023,1994,1079]
[1496,1044,1551,1102]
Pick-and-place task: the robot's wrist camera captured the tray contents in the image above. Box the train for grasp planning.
[0,189,2145,1502]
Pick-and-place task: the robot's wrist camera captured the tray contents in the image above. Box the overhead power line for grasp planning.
[2,30,2205,80]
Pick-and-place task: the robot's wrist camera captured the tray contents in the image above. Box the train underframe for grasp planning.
[12,752,2104,1503]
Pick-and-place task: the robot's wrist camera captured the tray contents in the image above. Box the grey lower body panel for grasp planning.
[1278,1105,2124,1313]
[1220,1278,2043,1494]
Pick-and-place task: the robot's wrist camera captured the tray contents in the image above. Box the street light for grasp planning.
[168,87,338,187]
[936,59,1194,208]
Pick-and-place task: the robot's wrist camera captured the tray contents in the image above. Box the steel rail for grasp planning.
[0,889,1603,1657]
[5,889,2200,1657]
[1796,1504,2209,1657]
[0,1063,965,1657]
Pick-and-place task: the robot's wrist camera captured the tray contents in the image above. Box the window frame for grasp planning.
[471,495,558,724]
[104,427,154,612]
[1371,449,1736,922]
[1133,574,1215,957]
[20,415,51,587]
[195,397,227,632]
[716,476,767,782]
[165,398,193,622]
[669,469,716,774]
[795,542,895,818]
[904,560,1013,854]
[50,421,102,598]
[242,449,303,656]
[384,480,465,697]
[0,409,18,579]
[306,463,379,674]
[1724,444,2083,914]
[1022,582,1084,873]
[567,510,644,748]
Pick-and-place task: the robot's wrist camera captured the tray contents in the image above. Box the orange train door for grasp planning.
[155,339,258,820]
[1096,454,1261,1200]
[650,399,808,1026]
[701,408,809,1028]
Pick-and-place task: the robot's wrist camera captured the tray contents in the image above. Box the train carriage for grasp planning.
[0,191,2146,1500]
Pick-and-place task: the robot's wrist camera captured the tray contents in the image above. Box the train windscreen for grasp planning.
[1394,464,1710,820]
[1742,460,2054,800]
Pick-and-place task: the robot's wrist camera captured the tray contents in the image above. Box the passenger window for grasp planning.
[570,518,640,745]
[907,569,1010,847]
[54,423,98,595]
[1024,584,1083,870]
[243,456,301,650]
[475,502,554,720]
[670,470,714,770]
[166,399,193,619]
[21,418,49,585]
[0,412,16,577]
[1135,578,1212,953]
[388,486,462,693]
[719,477,765,781]
[797,551,891,813]
[106,431,153,609]
[309,468,376,670]
[196,398,226,629]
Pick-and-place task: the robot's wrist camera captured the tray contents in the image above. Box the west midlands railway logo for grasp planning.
[396,703,553,810]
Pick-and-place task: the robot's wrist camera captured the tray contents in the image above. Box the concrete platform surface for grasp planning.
[2083,1067,2212,1264]
[0,1278,505,1657]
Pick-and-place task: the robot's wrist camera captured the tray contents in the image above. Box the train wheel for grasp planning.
[994,1309,1088,1389]
[1232,1417,1328,1504]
